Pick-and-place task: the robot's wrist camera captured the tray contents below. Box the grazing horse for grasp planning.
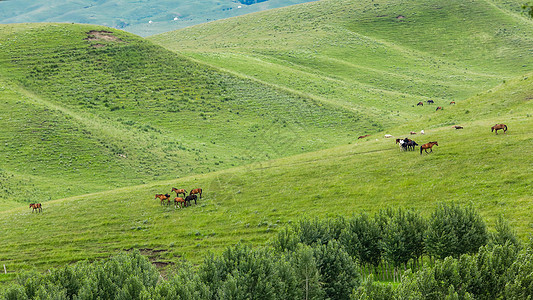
[155,194,171,206]
[190,188,202,199]
[410,131,417,135]
[185,194,197,206]
[491,124,507,135]
[358,134,370,139]
[174,197,186,208]
[427,100,434,104]
[29,203,42,213]
[417,102,424,106]
[436,106,443,111]
[452,125,463,129]
[450,101,456,104]
[407,140,419,151]
[420,142,438,155]
[171,187,187,197]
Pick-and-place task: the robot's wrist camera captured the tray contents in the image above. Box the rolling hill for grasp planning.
[150,0,533,119]
[0,72,531,280]
[0,23,364,211]
[0,0,532,283]
[0,0,317,36]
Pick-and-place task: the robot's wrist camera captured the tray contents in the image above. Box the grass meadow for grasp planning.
[0,72,531,283]
[0,0,532,284]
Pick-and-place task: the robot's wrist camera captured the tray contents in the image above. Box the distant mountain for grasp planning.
[0,0,317,36]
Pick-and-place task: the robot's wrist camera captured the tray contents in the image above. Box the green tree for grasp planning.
[425,203,488,259]
[339,213,382,272]
[490,214,520,248]
[291,244,325,300]
[312,240,361,300]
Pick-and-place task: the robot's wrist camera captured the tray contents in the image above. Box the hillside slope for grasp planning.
[0,0,317,36]
[0,23,364,209]
[150,0,533,119]
[0,73,531,278]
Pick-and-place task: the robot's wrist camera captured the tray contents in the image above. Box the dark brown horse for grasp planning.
[171,187,187,197]
[190,188,202,199]
[358,134,370,139]
[452,125,463,129]
[417,101,424,106]
[436,106,443,111]
[185,194,197,206]
[491,124,507,135]
[29,203,42,213]
[155,194,171,206]
[174,197,185,208]
[420,142,438,155]
[450,101,455,104]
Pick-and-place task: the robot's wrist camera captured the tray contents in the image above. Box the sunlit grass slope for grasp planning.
[1,73,530,281]
[150,0,533,121]
[0,23,364,208]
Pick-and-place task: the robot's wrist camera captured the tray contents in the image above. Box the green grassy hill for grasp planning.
[0,23,364,210]
[0,0,317,36]
[0,72,531,281]
[150,0,533,119]
[0,0,532,283]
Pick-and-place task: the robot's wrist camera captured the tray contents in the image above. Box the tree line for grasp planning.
[2,203,531,299]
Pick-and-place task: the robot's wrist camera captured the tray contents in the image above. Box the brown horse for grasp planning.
[452,125,463,129]
[155,194,171,206]
[417,102,424,106]
[190,188,202,199]
[450,101,455,104]
[420,142,438,155]
[358,134,370,139]
[436,106,443,111]
[171,187,187,197]
[29,203,42,213]
[491,124,507,135]
[174,197,186,208]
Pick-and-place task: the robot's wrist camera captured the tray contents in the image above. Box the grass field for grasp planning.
[1,72,531,283]
[0,0,532,284]
[0,23,366,210]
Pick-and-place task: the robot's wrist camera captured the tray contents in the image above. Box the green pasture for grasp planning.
[0,0,532,284]
[0,73,531,282]
[151,0,533,118]
[0,23,365,209]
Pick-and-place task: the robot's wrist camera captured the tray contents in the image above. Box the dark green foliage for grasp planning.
[294,217,346,246]
[290,244,325,300]
[312,240,361,300]
[351,274,393,300]
[490,214,520,248]
[198,244,300,300]
[1,250,159,300]
[392,243,519,299]
[340,213,382,268]
[425,203,488,259]
[504,240,533,299]
[146,264,211,299]
[379,208,426,269]
[523,3,533,18]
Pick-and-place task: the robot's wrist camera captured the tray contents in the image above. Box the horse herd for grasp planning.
[396,138,439,155]
[155,187,203,209]
[416,99,454,111]
[393,123,507,155]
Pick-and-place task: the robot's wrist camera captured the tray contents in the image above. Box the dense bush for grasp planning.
[425,203,488,259]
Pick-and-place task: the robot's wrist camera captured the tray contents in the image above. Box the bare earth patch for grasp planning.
[85,30,123,47]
